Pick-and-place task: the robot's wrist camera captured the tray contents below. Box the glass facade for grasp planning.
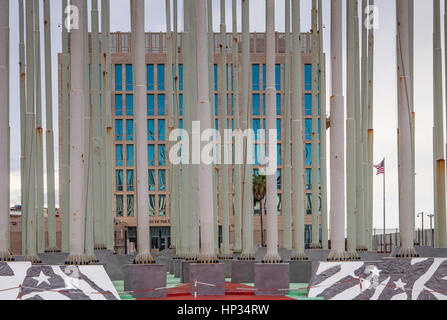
[101,32,322,250]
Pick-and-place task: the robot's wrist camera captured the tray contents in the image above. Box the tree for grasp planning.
[253,173,266,247]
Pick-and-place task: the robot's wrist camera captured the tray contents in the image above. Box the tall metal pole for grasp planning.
[346,0,359,260]
[409,0,416,248]
[196,0,217,263]
[181,0,193,260]
[189,0,200,261]
[173,0,183,257]
[396,0,418,257]
[92,0,103,251]
[43,0,58,252]
[102,0,114,251]
[218,0,231,259]
[25,0,40,263]
[366,0,375,251]
[383,158,385,252]
[166,0,177,253]
[239,0,254,261]
[318,0,328,250]
[433,0,447,249]
[0,0,12,261]
[283,0,293,251]
[232,0,242,254]
[263,0,281,263]
[132,0,153,264]
[206,0,219,256]
[327,0,347,261]
[291,0,308,261]
[19,0,28,256]
[61,0,70,253]
[83,0,96,263]
[35,0,45,254]
[310,0,321,249]
[356,0,367,252]
[65,0,89,265]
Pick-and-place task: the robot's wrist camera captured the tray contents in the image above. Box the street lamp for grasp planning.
[428,214,434,247]
[417,212,424,246]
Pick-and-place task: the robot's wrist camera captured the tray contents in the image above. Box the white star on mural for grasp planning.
[370,266,381,278]
[394,278,406,291]
[32,271,51,287]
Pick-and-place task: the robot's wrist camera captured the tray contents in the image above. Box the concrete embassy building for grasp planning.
[58,32,324,252]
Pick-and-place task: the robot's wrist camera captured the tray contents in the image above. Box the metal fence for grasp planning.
[372,228,435,253]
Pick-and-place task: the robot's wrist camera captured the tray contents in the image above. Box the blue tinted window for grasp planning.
[158,119,165,141]
[125,64,133,91]
[159,170,166,191]
[277,169,281,190]
[304,64,312,90]
[261,94,266,115]
[147,64,154,90]
[115,94,123,116]
[126,145,134,166]
[252,64,260,91]
[159,145,166,166]
[214,64,218,91]
[318,118,320,140]
[126,94,133,116]
[116,145,123,166]
[253,119,260,141]
[253,94,260,116]
[262,64,266,90]
[116,170,123,191]
[148,119,155,141]
[148,145,155,166]
[306,168,311,190]
[147,94,155,116]
[115,64,122,91]
[179,94,183,116]
[276,119,281,140]
[231,64,234,91]
[115,119,123,141]
[275,64,281,90]
[254,144,260,165]
[276,94,281,116]
[148,169,155,191]
[157,64,165,90]
[305,119,312,140]
[126,119,133,141]
[127,170,134,191]
[277,144,281,165]
[305,94,312,116]
[214,94,218,116]
[306,196,312,215]
[305,144,311,166]
[158,94,165,116]
[179,64,183,90]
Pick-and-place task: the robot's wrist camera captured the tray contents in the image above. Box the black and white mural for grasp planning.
[0,262,120,300]
[308,258,447,300]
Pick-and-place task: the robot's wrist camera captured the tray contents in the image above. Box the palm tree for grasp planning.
[253,173,266,247]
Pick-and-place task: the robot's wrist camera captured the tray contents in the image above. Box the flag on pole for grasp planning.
[374,159,385,175]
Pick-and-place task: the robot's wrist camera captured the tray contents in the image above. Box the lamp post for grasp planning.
[428,214,434,247]
[417,212,424,246]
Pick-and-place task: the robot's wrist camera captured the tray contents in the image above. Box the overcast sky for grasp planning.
[6,0,440,231]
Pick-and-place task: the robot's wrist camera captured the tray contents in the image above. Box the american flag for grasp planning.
[374,159,385,175]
